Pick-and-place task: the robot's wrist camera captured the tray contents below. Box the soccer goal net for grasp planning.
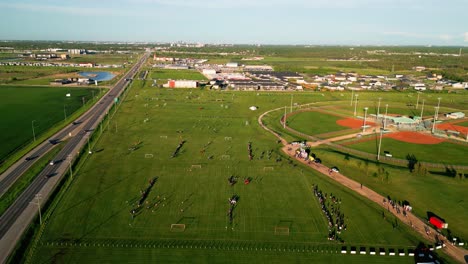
[191,164,202,169]
[170,224,186,232]
[274,226,290,236]
[160,135,168,139]
[221,155,231,160]
[145,154,154,158]
[263,167,274,172]
[224,136,232,141]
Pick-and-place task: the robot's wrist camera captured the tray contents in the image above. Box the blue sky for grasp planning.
[0,0,467,45]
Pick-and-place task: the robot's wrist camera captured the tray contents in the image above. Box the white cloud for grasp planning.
[464,32,468,42]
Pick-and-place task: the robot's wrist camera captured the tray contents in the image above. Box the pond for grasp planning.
[79,71,116,82]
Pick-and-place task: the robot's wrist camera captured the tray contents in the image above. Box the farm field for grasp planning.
[0,65,123,86]
[0,86,100,163]
[150,69,207,81]
[343,137,468,165]
[29,86,429,263]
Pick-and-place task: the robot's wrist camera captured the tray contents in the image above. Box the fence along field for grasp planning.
[29,87,426,263]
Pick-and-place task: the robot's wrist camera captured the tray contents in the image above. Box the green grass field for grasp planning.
[456,121,468,127]
[343,137,468,165]
[287,111,346,135]
[29,86,428,263]
[150,69,207,81]
[0,86,99,162]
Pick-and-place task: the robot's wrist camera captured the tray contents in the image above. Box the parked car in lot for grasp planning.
[331,166,339,173]
[314,158,322,164]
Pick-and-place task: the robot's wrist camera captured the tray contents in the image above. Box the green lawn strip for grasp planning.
[0,143,63,215]
[311,146,468,240]
[0,87,104,174]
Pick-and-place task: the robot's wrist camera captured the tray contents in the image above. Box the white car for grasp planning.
[331,167,339,173]
[49,160,54,166]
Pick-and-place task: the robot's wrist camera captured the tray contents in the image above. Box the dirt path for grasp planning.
[258,107,468,264]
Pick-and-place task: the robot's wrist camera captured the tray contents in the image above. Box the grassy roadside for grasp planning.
[0,144,63,216]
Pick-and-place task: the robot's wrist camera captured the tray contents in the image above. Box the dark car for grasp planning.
[314,158,322,164]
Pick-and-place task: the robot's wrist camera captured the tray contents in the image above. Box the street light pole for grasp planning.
[30,194,42,225]
[32,120,36,142]
[363,107,369,133]
[87,133,92,154]
[63,105,67,121]
[67,154,73,180]
[354,94,359,116]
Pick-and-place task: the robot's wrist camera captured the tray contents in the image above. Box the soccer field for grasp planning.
[29,86,426,263]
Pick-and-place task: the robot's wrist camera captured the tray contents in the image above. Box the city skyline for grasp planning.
[0,0,467,46]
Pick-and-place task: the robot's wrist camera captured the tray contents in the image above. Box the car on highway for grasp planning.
[49,160,54,166]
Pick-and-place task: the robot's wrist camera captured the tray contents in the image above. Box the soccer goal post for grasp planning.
[145,154,154,158]
[263,167,274,172]
[274,226,290,236]
[191,164,202,169]
[221,155,230,160]
[160,135,168,139]
[170,224,186,232]
[224,136,232,141]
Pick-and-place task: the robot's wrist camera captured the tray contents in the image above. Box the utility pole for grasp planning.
[32,120,36,142]
[354,94,359,116]
[363,107,369,133]
[30,194,42,225]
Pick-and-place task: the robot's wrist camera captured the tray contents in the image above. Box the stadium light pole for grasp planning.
[354,94,359,116]
[363,107,369,133]
[384,104,388,130]
[416,92,420,109]
[377,125,383,161]
[350,89,354,106]
[31,120,36,142]
[290,94,293,113]
[377,97,382,120]
[420,99,425,121]
[283,106,287,129]
[432,107,439,133]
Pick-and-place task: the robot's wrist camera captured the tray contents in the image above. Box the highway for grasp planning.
[0,51,150,263]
